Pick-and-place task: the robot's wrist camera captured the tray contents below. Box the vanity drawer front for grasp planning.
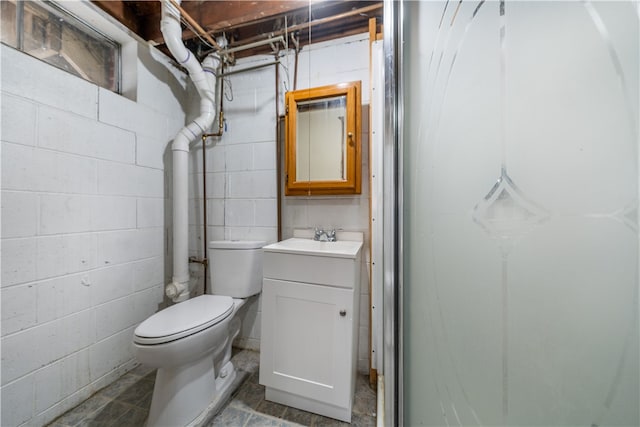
[263,252,357,288]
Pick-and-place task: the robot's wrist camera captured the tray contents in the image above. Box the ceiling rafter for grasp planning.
[92,1,383,58]
[143,1,311,44]
[92,0,142,34]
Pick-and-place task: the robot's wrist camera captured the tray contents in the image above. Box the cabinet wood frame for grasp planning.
[285,81,362,196]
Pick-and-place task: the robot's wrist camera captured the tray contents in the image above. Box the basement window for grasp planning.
[1,0,121,92]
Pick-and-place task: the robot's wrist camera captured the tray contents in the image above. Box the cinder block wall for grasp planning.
[0,43,187,426]
[189,34,372,371]
[1,26,373,427]
[279,34,372,374]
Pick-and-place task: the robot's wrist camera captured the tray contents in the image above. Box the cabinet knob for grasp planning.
[339,310,347,317]
[348,132,354,146]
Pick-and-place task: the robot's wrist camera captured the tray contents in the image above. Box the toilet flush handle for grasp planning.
[339,310,347,317]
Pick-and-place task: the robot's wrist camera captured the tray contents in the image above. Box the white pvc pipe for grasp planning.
[161,0,218,302]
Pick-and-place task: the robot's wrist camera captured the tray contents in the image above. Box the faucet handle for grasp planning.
[326,229,337,241]
[314,227,323,241]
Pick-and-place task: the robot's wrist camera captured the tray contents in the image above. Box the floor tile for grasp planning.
[311,415,350,427]
[74,417,113,427]
[113,378,155,407]
[247,371,260,385]
[134,390,153,411]
[209,405,252,426]
[47,349,377,427]
[230,382,265,411]
[245,413,287,426]
[256,399,288,418]
[282,407,315,426]
[91,400,134,424]
[353,388,377,417]
[97,374,142,400]
[127,363,156,378]
[50,394,112,426]
[113,407,148,427]
[351,412,376,427]
[232,348,261,373]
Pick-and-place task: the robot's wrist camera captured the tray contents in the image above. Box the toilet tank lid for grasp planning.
[209,240,266,249]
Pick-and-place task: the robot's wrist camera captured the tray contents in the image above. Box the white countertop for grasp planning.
[263,237,363,259]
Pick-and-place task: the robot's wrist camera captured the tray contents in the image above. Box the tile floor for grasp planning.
[47,349,377,427]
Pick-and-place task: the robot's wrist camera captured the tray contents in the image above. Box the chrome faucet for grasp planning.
[314,227,337,242]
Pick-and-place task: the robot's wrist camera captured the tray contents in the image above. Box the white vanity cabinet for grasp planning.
[259,237,362,422]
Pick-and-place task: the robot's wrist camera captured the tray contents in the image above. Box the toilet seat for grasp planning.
[134,295,234,345]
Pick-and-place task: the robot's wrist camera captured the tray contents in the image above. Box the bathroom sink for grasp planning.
[263,237,363,288]
[263,238,362,259]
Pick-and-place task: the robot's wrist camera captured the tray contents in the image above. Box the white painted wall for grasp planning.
[185,55,280,352]
[281,34,372,375]
[1,25,372,426]
[188,33,372,372]
[0,35,187,425]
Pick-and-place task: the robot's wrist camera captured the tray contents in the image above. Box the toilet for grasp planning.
[133,240,265,427]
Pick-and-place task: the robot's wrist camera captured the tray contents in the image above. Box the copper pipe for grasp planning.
[291,34,300,91]
[189,256,208,267]
[201,125,208,294]
[275,54,282,242]
[219,36,285,56]
[198,64,226,293]
[202,3,383,57]
[202,111,225,139]
[166,0,221,51]
[202,69,225,140]
[200,106,223,288]
[286,4,383,35]
[219,61,279,77]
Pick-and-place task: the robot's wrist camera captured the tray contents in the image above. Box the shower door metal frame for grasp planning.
[382,0,404,426]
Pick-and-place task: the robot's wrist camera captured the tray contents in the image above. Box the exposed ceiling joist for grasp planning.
[143,1,311,44]
[92,0,141,34]
[92,1,383,59]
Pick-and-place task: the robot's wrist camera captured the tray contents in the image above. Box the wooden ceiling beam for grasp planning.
[141,1,310,44]
[92,1,383,59]
[93,0,142,34]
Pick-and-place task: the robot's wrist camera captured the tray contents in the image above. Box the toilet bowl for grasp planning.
[133,240,265,427]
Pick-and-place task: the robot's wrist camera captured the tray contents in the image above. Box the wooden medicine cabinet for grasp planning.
[285,81,361,196]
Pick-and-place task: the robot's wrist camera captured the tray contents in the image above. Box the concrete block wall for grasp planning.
[187,34,372,370]
[279,34,373,374]
[215,61,279,351]
[1,28,373,427]
[0,42,187,426]
[186,57,279,350]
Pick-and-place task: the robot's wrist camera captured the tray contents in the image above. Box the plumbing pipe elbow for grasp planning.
[166,280,190,302]
[202,55,220,101]
[202,54,220,69]
[166,280,187,300]
[161,0,180,19]
[161,1,215,98]
[193,100,216,132]
[171,130,191,152]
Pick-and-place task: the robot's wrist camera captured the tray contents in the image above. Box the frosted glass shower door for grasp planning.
[402,1,639,426]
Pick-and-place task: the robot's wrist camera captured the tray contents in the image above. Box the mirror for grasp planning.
[285,81,361,195]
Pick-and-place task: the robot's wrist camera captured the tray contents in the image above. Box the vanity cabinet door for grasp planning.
[259,278,354,407]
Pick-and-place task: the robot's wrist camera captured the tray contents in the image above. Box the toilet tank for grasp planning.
[209,240,266,298]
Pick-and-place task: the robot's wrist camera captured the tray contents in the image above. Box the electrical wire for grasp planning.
[178,15,218,51]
